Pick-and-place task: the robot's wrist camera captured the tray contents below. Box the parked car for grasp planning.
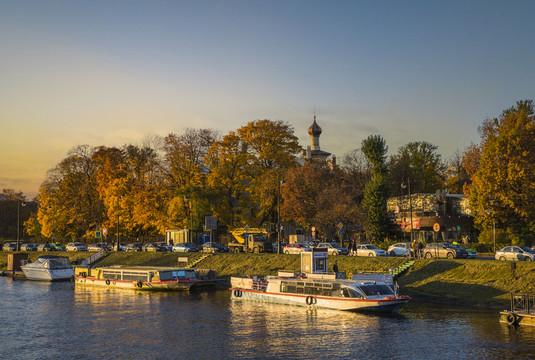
[202,242,221,253]
[155,242,173,251]
[21,243,38,251]
[87,244,105,251]
[283,243,312,254]
[172,243,198,252]
[387,242,413,257]
[272,242,288,253]
[423,242,468,259]
[123,243,143,252]
[452,244,477,259]
[353,244,387,257]
[142,243,167,252]
[315,242,348,255]
[66,242,87,251]
[49,243,66,251]
[37,243,55,251]
[305,240,320,248]
[2,242,18,251]
[495,246,535,261]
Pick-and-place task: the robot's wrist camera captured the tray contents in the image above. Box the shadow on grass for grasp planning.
[400,260,464,286]
[407,280,506,304]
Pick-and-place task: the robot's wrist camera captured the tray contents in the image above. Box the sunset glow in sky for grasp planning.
[1,1,534,199]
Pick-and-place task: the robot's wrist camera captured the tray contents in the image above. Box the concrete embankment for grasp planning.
[2,251,533,306]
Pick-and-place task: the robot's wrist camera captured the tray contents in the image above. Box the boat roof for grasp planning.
[94,265,195,271]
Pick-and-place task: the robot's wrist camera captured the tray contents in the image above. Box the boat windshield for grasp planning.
[357,284,394,296]
[43,258,71,269]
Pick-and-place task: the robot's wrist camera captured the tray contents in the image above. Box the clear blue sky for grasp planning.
[1,0,534,198]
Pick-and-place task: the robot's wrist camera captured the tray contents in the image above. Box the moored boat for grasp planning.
[74,265,216,291]
[21,255,75,281]
[230,249,410,312]
[230,272,409,312]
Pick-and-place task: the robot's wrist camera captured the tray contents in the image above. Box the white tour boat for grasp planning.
[229,249,410,312]
[21,255,75,281]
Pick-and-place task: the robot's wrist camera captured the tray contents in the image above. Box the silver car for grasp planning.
[354,244,387,257]
[495,246,535,261]
[315,242,348,255]
[387,243,412,257]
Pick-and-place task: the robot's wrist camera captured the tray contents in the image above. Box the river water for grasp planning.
[1,277,534,360]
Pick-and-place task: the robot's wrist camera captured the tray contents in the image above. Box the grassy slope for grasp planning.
[2,251,533,306]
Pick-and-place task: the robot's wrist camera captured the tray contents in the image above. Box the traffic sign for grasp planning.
[337,222,343,230]
[95,231,102,239]
[338,229,343,235]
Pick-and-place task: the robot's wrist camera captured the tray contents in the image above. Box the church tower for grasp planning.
[306,113,332,162]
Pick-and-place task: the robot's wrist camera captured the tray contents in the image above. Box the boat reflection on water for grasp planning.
[227,298,407,358]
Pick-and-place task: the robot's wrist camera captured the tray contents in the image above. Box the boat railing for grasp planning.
[510,292,535,314]
[252,280,268,292]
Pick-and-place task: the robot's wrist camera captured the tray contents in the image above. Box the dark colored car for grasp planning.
[142,243,167,252]
[272,242,288,253]
[50,243,66,251]
[124,243,143,252]
[202,242,221,253]
[21,243,38,251]
[423,242,468,259]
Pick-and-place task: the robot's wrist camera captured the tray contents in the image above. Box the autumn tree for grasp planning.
[205,131,249,226]
[235,120,302,226]
[361,135,390,241]
[466,100,535,243]
[281,161,362,238]
[445,150,470,194]
[163,129,219,231]
[37,145,104,239]
[389,141,446,196]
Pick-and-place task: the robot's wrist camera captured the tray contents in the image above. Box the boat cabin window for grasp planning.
[357,284,394,296]
[159,270,195,281]
[121,271,150,282]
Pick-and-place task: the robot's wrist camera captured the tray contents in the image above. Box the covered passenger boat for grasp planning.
[230,249,410,312]
[74,265,216,291]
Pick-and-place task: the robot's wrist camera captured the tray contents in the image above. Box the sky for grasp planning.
[1,0,534,199]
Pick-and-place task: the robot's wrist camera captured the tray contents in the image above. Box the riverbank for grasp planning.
[2,251,533,307]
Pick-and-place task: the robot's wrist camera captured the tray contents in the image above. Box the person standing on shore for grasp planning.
[333,260,339,273]
[412,240,418,259]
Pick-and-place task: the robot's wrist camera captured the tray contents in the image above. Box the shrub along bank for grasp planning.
[2,252,533,306]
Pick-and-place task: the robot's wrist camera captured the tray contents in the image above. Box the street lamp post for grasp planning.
[277,180,286,254]
[401,178,413,242]
[116,194,124,251]
[17,199,26,251]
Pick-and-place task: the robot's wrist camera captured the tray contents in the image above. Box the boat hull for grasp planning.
[230,288,409,312]
[22,267,75,281]
[75,276,211,291]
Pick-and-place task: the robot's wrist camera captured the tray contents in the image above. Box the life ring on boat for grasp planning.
[506,313,518,326]
[306,296,315,305]
[233,289,242,297]
[137,281,143,288]
[105,279,111,286]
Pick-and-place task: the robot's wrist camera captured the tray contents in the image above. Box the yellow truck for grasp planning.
[228,228,273,253]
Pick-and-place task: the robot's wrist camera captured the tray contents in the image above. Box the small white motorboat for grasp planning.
[21,255,75,281]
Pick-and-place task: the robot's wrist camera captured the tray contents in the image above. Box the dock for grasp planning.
[499,292,535,326]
